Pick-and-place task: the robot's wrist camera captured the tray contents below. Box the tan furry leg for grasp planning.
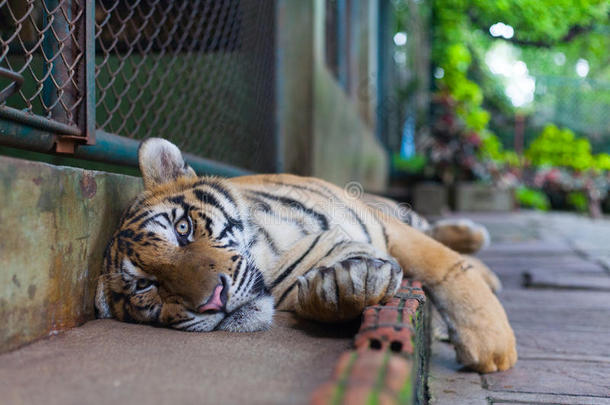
[428,218,490,254]
[465,255,502,293]
[382,215,517,373]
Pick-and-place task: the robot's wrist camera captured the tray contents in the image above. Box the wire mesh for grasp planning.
[94,0,276,172]
[0,0,85,130]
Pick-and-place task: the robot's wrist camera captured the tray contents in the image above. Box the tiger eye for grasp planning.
[136,278,153,291]
[175,218,190,236]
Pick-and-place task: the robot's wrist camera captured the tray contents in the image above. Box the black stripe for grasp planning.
[252,191,329,231]
[194,179,237,207]
[348,206,371,243]
[370,208,389,245]
[275,281,297,308]
[380,222,389,245]
[232,257,244,282]
[236,264,251,294]
[321,240,346,259]
[125,210,152,226]
[138,212,171,230]
[270,234,323,290]
[168,195,185,205]
[246,194,309,235]
[193,189,243,234]
[265,181,333,200]
[121,195,148,225]
[270,181,370,242]
[257,226,280,256]
[244,195,272,213]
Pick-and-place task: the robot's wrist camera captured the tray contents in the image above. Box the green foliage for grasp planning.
[596,153,610,170]
[479,131,520,165]
[515,186,550,210]
[432,0,610,155]
[468,0,609,43]
[392,153,428,174]
[525,124,609,170]
[567,191,588,212]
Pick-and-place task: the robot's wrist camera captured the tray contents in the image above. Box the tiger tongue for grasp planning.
[198,284,224,313]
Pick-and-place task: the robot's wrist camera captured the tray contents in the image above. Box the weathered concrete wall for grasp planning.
[310,0,388,192]
[277,0,388,191]
[276,0,314,175]
[312,64,388,192]
[0,155,142,353]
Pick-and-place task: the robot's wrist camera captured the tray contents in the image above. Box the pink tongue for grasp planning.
[198,285,224,313]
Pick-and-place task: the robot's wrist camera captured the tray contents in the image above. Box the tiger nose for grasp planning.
[197,275,229,313]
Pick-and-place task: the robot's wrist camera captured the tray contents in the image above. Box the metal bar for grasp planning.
[376,0,389,143]
[0,118,251,177]
[82,0,95,145]
[337,0,347,89]
[349,0,360,96]
[78,131,252,177]
[0,117,58,153]
[42,0,58,113]
[0,67,25,104]
[0,105,81,136]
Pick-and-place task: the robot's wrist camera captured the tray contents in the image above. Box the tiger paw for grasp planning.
[295,256,403,322]
[439,268,517,373]
[452,318,518,373]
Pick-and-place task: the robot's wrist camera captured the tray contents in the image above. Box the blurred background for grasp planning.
[0,2,609,401]
[1,0,609,215]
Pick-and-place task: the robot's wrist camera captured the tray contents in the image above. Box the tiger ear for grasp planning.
[138,138,197,189]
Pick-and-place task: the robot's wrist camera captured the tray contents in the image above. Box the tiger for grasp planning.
[95,138,517,373]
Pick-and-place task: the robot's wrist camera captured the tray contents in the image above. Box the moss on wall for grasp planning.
[0,155,142,353]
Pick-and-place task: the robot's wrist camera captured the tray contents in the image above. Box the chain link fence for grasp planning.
[1,0,276,172]
[0,0,87,135]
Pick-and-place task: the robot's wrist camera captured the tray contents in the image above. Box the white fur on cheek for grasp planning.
[217,295,275,332]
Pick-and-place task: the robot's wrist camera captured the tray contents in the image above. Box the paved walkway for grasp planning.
[428,212,610,404]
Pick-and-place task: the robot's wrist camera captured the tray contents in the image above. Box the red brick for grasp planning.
[354,327,414,355]
[378,307,400,324]
[310,382,337,405]
[384,355,412,393]
[377,391,400,405]
[361,307,379,329]
[331,351,357,379]
[341,386,374,405]
[347,350,385,385]
[309,278,426,404]
[384,297,402,307]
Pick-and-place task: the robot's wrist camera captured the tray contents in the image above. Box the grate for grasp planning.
[0,0,86,133]
[95,0,277,172]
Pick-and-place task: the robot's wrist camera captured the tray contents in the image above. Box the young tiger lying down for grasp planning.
[95,138,517,373]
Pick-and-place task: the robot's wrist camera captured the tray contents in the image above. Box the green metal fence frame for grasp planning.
[0,0,250,178]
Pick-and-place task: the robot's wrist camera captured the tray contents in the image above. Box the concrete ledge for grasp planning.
[454,183,514,212]
[0,155,142,353]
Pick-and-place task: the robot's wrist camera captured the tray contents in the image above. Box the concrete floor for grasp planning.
[428,212,610,404]
[0,312,358,405]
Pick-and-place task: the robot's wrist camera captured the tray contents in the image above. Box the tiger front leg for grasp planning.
[295,255,403,322]
[384,218,517,373]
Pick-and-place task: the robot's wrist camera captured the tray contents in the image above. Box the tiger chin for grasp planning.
[96,138,517,373]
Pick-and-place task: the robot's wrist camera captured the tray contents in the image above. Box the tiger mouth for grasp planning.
[197,274,230,313]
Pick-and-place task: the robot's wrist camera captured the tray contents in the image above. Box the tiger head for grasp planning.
[95,138,274,332]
